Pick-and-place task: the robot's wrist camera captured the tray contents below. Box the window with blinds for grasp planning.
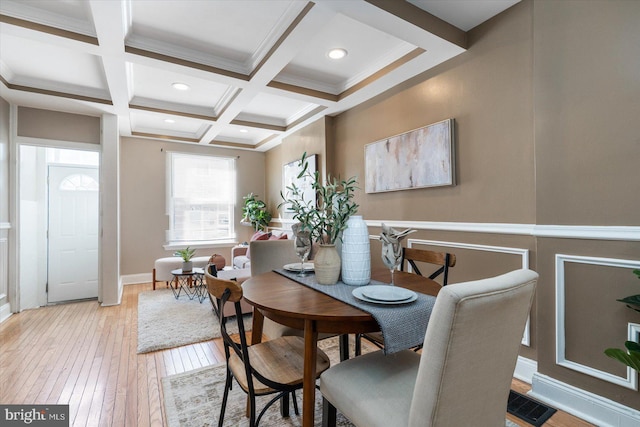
[167,152,235,243]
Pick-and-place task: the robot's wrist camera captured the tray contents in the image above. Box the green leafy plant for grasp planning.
[604,269,640,372]
[174,246,195,262]
[279,152,359,244]
[241,193,272,231]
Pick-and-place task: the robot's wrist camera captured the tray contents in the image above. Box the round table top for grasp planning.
[242,269,440,328]
[171,267,204,276]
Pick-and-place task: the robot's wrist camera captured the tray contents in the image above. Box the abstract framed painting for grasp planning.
[282,154,317,217]
[365,118,455,193]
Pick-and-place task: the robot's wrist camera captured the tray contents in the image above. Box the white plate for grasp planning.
[352,286,417,305]
[362,285,415,302]
[283,262,314,272]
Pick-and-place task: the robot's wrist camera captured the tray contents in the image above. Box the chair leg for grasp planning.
[280,392,290,417]
[292,390,299,415]
[152,268,156,290]
[322,397,337,427]
[354,333,362,356]
[339,334,349,361]
[218,369,233,427]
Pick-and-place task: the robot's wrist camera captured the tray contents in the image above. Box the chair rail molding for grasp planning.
[272,219,640,241]
[555,254,640,390]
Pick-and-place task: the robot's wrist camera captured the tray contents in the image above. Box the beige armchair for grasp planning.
[320,269,538,427]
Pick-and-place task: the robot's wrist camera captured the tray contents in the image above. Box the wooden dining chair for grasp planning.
[355,247,457,355]
[321,269,538,427]
[204,270,331,427]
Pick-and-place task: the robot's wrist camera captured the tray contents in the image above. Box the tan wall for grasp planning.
[265,0,640,410]
[534,0,640,225]
[119,137,266,275]
[17,107,101,144]
[333,0,535,224]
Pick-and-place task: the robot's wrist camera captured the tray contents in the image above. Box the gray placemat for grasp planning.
[274,269,436,354]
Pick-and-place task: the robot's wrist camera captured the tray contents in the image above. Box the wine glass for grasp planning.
[294,233,312,276]
[381,243,402,286]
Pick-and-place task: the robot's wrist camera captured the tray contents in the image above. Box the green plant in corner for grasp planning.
[604,269,640,373]
[241,193,272,231]
[278,152,359,244]
[174,246,195,262]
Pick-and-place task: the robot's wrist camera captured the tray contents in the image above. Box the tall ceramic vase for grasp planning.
[341,216,370,286]
[314,244,341,285]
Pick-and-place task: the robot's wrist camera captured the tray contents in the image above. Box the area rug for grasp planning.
[137,289,251,354]
[162,337,519,427]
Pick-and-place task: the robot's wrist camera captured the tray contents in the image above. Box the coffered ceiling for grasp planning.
[0,0,519,151]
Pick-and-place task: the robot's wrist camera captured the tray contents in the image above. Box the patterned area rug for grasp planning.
[162,337,354,427]
[162,337,519,426]
[137,289,251,354]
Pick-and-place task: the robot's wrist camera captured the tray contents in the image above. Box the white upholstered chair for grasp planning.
[320,269,538,427]
[249,239,302,339]
[249,239,337,342]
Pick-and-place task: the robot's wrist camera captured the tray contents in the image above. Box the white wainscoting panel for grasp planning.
[555,254,640,390]
[407,239,532,346]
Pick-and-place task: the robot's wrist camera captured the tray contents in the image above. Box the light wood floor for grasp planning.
[0,283,594,427]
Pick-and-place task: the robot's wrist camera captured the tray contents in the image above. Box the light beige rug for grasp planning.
[137,289,251,354]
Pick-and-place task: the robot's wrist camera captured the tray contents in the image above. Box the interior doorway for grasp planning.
[19,146,100,308]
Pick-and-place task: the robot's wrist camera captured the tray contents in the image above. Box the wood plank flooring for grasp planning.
[0,283,594,427]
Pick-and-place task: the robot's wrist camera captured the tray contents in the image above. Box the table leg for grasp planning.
[250,309,264,345]
[303,319,318,427]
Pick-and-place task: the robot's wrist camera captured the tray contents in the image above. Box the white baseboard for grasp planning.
[530,373,640,426]
[121,273,152,285]
[0,302,12,323]
[514,356,537,384]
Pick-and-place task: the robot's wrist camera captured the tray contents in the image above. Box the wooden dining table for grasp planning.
[242,269,441,427]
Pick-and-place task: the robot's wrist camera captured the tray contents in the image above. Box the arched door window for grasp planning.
[59,174,99,191]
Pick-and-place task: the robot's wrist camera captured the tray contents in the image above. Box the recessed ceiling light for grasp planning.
[171,82,190,90]
[327,48,348,60]
[164,119,175,123]
[239,129,249,133]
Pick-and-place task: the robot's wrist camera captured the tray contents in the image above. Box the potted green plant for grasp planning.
[279,152,359,284]
[604,269,640,372]
[175,246,196,272]
[241,193,272,231]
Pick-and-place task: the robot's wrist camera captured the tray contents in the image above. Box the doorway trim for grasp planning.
[9,115,103,311]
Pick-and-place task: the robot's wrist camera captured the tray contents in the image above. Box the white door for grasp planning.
[48,165,99,303]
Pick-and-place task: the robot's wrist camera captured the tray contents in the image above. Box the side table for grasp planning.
[170,268,206,302]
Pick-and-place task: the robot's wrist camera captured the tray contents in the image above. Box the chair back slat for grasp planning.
[401,247,456,286]
[205,270,243,302]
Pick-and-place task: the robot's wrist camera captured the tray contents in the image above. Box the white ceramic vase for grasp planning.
[341,216,370,286]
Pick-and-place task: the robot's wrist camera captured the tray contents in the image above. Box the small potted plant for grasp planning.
[279,152,359,284]
[604,269,640,373]
[241,193,272,232]
[175,246,196,272]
